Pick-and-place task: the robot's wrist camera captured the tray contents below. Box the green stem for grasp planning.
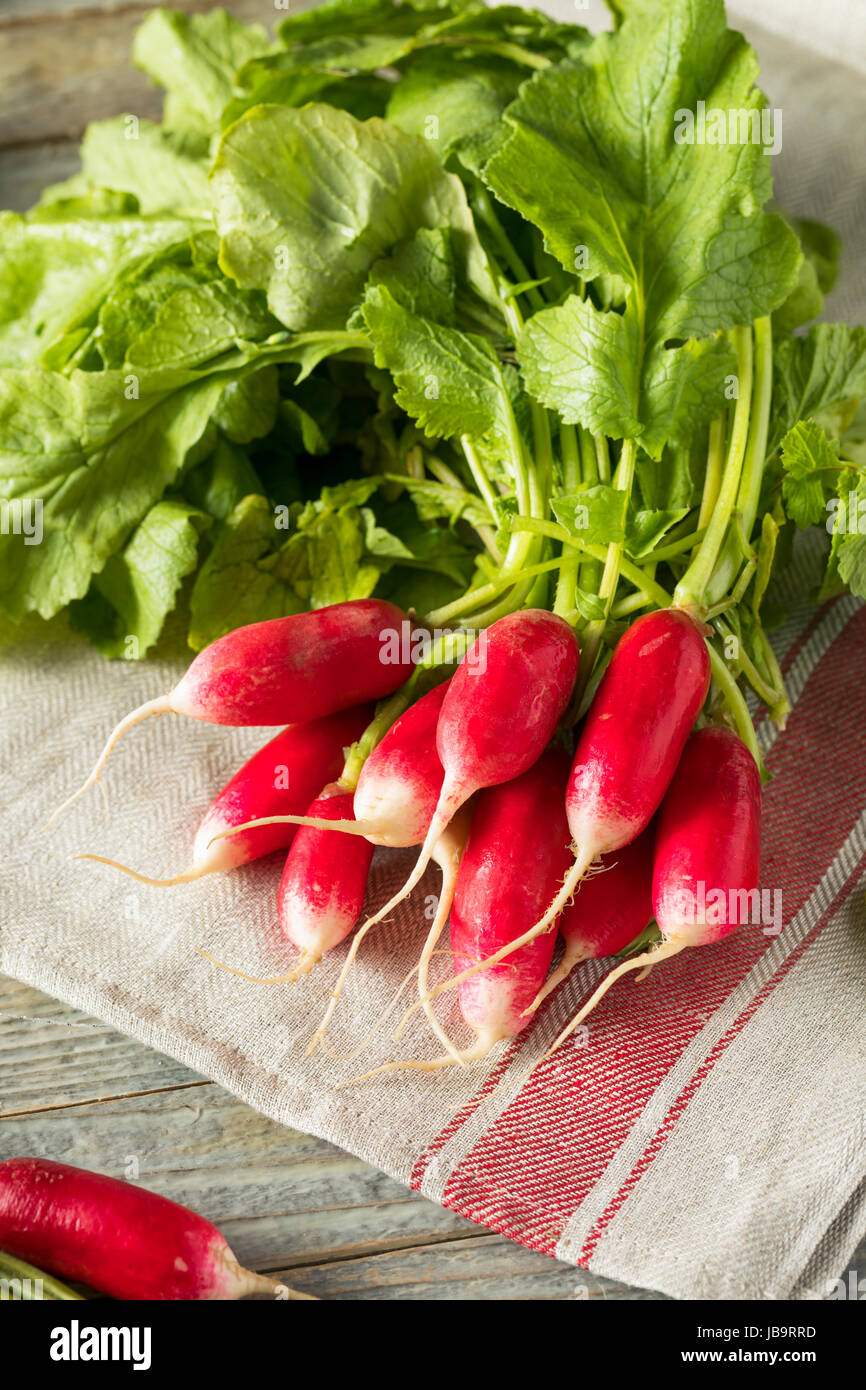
[460,435,499,521]
[675,326,754,612]
[554,423,581,618]
[706,644,762,769]
[705,316,774,604]
[574,435,638,692]
[696,414,726,535]
[0,1251,84,1300]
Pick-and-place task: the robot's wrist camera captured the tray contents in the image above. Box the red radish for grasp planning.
[0,1157,313,1300]
[48,598,413,823]
[202,682,449,848]
[309,609,578,1052]
[77,705,372,885]
[356,747,573,1078]
[276,784,375,979]
[353,681,448,846]
[524,823,655,1013]
[419,607,710,1003]
[539,725,761,1061]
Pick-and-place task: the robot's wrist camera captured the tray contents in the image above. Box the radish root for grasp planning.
[207,812,386,848]
[76,853,207,887]
[43,696,173,829]
[305,808,451,1055]
[534,939,686,1068]
[401,844,596,1024]
[196,946,318,984]
[335,1035,494,1087]
[523,942,590,1015]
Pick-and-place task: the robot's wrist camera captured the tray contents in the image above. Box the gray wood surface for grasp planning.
[0,976,662,1299]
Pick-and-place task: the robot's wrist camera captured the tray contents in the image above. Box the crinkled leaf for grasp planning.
[362,284,516,456]
[69,497,210,658]
[80,119,210,216]
[213,365,280,442]
[780,419,840,528]
[133,7,271,135]
[488,0,800,447]
[771,323,866,453]
[211,103,494,331]
[551,486,627,547]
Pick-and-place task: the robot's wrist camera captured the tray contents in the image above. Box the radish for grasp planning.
[355,746,573,1078]
[524,823,655,1014]
[276,783,375,980]
[0,1157,313,1300]
[48,598,413,823]
[204,681,450,848]
[539,725,762,1060]
[78,704,372,885]
[417,607,710,1004]
[309,609,578,1051]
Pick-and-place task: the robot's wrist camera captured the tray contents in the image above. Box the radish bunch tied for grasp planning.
[34,0,864,1084]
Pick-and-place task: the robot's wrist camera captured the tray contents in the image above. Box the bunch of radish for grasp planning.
[54,595,762,1073]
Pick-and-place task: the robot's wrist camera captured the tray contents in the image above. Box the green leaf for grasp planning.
[771,323,866,452]
[835,473,866,599]
[125,280,279,371]
[70,497,209,658]
[210,103,494,332]
[0,334,360,621]
[213,365,280,443]
[518,296,735,457]
[80,119,211,216]
[189,494,305,648]
[780,419,840,528]
[386,51,525,175]
[133,7,271,135]
[362,283,517,455]
[0,207,200,368]
[625,507,689,559]
[368,228,456,323]
[551,486,627,547]
[487,0,800,448]
[183,437,264,520]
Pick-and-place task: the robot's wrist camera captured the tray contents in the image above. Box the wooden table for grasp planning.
[2,0,862,1303]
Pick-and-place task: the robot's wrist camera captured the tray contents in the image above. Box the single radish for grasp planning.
[276,784,376,979]
[48,598,413,823]
[309,609,578,1051]
[539,725,762,1061]
[356,746,573,1079]
[0,1157,313,1300]
[204,681,449,849]
[419,607,710,1005]
[353,681,448,845]
[78,704,372,885]
[524,823,655,1014]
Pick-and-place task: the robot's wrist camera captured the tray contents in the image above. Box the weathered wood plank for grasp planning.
[0,1075,483,1268]
[0,142,80,213]
[0,0,280,147]
[0,980,204,1115]
[280,1234,669,1301]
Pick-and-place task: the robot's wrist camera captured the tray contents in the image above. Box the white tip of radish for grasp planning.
[75,853,208,888]
[42,696,174,830]
[223,1257,317,1300]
